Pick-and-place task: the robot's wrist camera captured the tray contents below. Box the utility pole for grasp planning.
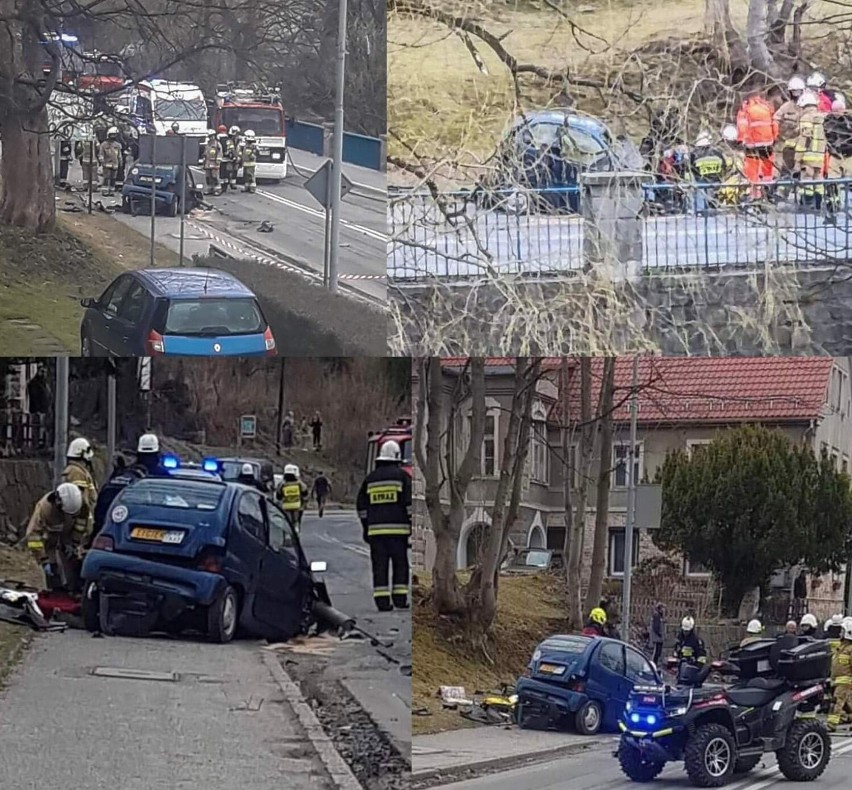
[327,0,349,293]
[622,355,639,641]
[149,134,157,267]
[276,359,286,456]
[106,364,117,485]
[53,358,70,484]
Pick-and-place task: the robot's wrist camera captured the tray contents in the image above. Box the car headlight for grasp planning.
[670,706,688,717]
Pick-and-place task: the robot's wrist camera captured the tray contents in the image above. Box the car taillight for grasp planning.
[571,679,586,693]
[146,330,165,355]
[264,326,276,355]
[196,549,222,573]
[92,535,114,551]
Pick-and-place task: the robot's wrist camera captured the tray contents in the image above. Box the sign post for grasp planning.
[304,159,353,291]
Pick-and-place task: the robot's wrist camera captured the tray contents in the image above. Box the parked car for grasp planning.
[81,476,330,643]
[122,163,205,217]
[517,634,661,735]
[80,268,277,357]
[500,548,562,575]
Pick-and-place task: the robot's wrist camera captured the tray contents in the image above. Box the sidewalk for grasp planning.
[287,148,386,194]
[412,725,615,781]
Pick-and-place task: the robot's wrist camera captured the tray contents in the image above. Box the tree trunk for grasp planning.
[586,357,616,609]
[705,0,736,44]
[747,0,783,78]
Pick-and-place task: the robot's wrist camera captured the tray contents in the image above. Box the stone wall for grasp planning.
[0,460,53,544]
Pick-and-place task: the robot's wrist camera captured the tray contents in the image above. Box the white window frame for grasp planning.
[612,441,644,489]
[530,420,549,484]
[686,439,712,459]
[830,367,847,414]
[480,409,500,478]
[684,556,712,577]
[608,528,640,577]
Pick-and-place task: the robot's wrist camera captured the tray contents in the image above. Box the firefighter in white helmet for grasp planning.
[62,437,99,550]
[24,483,85,592]
[775,76,806,185]
[277,464,308,533]
[799,612,819,637]
[226,125,242,190]
[98,126,123,196]
[740,619,764,647]
[356,440,412,611]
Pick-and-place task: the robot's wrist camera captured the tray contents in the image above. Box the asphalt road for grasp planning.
[388,197,852,278]
[432,732,852,790]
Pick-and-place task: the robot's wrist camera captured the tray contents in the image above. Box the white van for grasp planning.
[145,80,208,136]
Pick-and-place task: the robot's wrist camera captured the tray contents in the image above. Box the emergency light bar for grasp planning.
[202,458,220,473]
[161,454,180,470]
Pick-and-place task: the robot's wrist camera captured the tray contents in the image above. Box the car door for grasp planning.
[252,497,304,640]
[624,647,660,702]
[114,280,155,355]
[226,490,267,623]
[87,275,133,354]
[589,641,629,729]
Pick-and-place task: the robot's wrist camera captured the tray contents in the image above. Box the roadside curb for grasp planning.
[261,649,363,790]
[410,736,614,789]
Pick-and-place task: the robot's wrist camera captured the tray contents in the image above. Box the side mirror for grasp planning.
[310,561,327,574]
[81,297,97,309]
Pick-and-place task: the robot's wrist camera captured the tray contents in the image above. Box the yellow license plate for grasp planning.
[538,663,560,674]
[131,527,167,541]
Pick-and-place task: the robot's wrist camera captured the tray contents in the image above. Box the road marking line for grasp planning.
[316,532,371,558]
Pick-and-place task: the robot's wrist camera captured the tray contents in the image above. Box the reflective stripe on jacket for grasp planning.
[737,98,778,147]
[356,464,412,539]
[795,108,827,167]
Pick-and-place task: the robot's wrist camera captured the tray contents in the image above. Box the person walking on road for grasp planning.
[650,602,666,664]
[310,410,323,450]
[357,439,412,611]
[278,464,308,533]
[311,472,331,518]
[24,483,84,592]
[62,437,99,552]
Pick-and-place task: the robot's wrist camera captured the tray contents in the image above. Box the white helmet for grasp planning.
[843,620,852,641]
[831,613,844,626]
[55,482,83,516]
[800,613,818,629]
[240,463,254,477]
[377,440,401,462]
[843,616,852,631]
[243,129,256,140]
[207,128,216,137]
[825,618,834,632]
[798,90,819,108]
[681,616,695,632]
[115,105,130,115]
[107,126,119,136]
[721,124,738,143]
[137,433,159,453]
[746,619,763,634]
[787,75,806,92]
[67,437,94,462]
[694,131,713,146]
[806,71,826,89]
[284,463,300,478]
[228,125,241,135]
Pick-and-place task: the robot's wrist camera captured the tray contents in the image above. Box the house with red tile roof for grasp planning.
[413,356,852,621]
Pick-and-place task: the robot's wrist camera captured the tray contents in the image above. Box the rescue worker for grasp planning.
[57,130,72,189]
[689,130,727,214]
[62,437,98,551]
[278,464,308,533]
[25,483,84,592]
[736,89,779,200]
[92,111,109,144]
[240,129,258,193]
[166,121,180,136]
[98,127,123,196]
[674,616,708,670]
[827,618,852,731]
[807,71,836,113]
[774,76,805,188]
[581,606,607,637]
[201,129,222,196]
[793,89,827,210]
[76,133,98,188]
[227,125,242,189]
[237,462,257,488]
[356,439,412,612]
[114,106,136,186]
[824,94,850,221]
[800,612,819,638]
[217,125,232,188]
[740,618,764,647]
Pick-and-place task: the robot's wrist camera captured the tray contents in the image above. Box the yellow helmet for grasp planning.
[590,607,607,625]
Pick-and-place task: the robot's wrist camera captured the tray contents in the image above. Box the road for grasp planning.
[388,195,852,279]
[431,733,852,790]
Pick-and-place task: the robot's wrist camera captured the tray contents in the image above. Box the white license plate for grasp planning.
[162,531,184,544]
[258,148,270,155]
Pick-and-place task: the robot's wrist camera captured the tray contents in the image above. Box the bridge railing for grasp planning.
[285,116,385,171]
[388,178,852,282]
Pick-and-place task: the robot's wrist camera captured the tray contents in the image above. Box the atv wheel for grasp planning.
[776,719,831,781]
[733,755,761,774]
[618,739,665,782]
[82,582,100,632]
[575,699,603,735]
[207,585,238,643]
[684,723,736,787]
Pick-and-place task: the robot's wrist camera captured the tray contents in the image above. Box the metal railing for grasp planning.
[0,412,51,457]
[388,178,852,281]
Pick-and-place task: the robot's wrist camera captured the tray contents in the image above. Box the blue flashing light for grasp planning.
[162,454,180,470]
[630,713,640,724]
[646,715,657,726]
[202,457,220,473]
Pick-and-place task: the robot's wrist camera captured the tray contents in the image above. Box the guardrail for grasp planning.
[388,178,852,281]
[285,117,385,172]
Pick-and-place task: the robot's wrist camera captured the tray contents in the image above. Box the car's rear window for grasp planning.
[220,460,257,480]
[118,480,224,510]
[539,636,588,655]
[161,298,264,336]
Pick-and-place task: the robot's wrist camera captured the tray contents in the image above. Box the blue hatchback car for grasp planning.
[81,476,328,643]
[80,268,277,357]
[516,634,661,735]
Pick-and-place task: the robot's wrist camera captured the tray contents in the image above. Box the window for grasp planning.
[598,642,625,675]
[625,649,657,684]
[162,298,264,336]
[482,412,498,477]
[547,526,566,551]
[119,479,223,510]
[686,439,711,459]
[237,492,265,542]
[118,282,149,326]
[267,504,295,552]
[608,529,640,576]
[220,108,284,137]
[531,421,549,483]
[830,367,848,413]
[613,442,643,488]
[101,276,132,317]
[685,557,711,577]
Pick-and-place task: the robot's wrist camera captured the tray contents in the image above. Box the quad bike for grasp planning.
[617,637,832,787]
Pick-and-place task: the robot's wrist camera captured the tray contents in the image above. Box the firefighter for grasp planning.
[740,619,764,647]
[201,129,222,196]
[277,464,308,533]
[237,462,257,488]
[25,483,84,592]
[98,127,122,196]
[62,437,99,551]
[799,612,819,638]
[581,606,607,637]
[794,89,828,210]
[57,130,72,188]
[828,618,852,731]
[92,111,109,144]
[227,125,242,189]
[673,616,708,681]
[774,76,805,189]
[689,130,726,214]
[357,440,412,612]
[736,89,778,200]
[76,133,98,188]
[217,125,231,187]
[240,129,258,193]
[114,106,136,186]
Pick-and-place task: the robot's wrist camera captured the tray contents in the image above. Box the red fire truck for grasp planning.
[77,52,126,94]
[367,418,412,477]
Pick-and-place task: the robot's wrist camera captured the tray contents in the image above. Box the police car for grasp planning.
[81,457,330,643]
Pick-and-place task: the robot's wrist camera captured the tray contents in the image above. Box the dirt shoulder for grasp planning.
[412,572,566,736]
[0,547,44,690]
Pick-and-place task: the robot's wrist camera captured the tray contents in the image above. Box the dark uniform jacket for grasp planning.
[356,463,412,541]
[675,630,707,664]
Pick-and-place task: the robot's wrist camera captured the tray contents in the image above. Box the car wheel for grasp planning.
[168,198,178,217]
[82,582,100,632]
[618,738,665,782]
[207,585,239,643]
[574,699,603,735]
[733,755,762,774]
[684,723,736,787]
[776,719,831,781]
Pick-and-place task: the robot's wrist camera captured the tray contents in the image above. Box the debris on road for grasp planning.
[0,582,67,632]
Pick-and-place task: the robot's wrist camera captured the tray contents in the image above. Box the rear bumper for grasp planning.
[81,550,224,606]
[255,161,287,179]
[122,186,176,205]
[517,677,586,717]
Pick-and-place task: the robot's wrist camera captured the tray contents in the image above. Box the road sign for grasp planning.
[304,159,353,210]
[635,484,663,529]
[240,415,257,439]
[138,134,202,166]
